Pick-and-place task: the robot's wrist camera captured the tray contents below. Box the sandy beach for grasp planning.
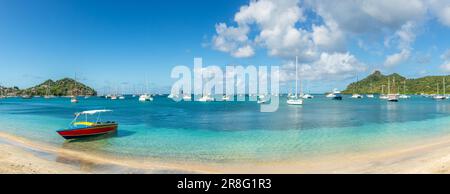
[2,131,450,174]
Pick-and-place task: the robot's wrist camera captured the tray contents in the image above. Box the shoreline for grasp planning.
[3,131,450,173]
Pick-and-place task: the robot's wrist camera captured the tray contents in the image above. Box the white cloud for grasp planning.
[441,62,450,72]
[384,50,411,67]
[211,0,450,79]
[428,0,450,27]
[280,52,366,81]
[212,23,252,57]
[383,21,417,66]
[232,45,255,58]
[441,49,450,61]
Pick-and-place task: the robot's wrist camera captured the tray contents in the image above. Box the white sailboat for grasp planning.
[366,83,374,98]
[379,85,388,99]
[287,56,303,105]
[399,80,410,99]
[139,79,153,102]
[433,77,446,100]
[70,74,79,103]
[198,94,214,102]
[387,77,399,102]
[301,80,314,99]
[351,76,363,99]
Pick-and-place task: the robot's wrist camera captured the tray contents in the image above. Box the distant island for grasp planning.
[342,71,450,95]
[0,78,96,96]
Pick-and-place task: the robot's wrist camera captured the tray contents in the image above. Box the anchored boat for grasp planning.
[57,110,118,140]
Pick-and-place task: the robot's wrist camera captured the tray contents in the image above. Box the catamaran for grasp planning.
[57,110,118,140]
[287,56,303,105]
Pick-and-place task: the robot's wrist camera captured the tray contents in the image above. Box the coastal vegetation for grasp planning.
[343,71,450,94]
[0,78,96,96]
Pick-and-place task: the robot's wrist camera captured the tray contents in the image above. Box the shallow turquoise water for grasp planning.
[1,95,450,162]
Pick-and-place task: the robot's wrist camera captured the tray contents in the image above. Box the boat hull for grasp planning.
[57,124,118,140]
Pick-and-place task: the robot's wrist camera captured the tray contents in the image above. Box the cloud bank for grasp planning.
[211,0,450,81]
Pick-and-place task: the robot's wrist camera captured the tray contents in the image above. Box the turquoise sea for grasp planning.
[1,95,450,163]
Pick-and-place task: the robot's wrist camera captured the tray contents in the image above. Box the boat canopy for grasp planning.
[78,109,113,115]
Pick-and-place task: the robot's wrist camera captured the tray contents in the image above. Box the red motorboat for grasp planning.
[57,110,118,140]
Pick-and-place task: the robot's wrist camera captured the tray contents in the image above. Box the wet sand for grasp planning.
[2,131,450,174]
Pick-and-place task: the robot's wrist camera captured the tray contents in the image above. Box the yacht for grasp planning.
[139,94,153,101]
[302,94,314,99]
[351,94,363,98]
[256,94,270,104]
[326,89,342,100]
[366,94,374,98]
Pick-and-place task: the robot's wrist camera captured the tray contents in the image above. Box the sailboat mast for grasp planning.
[388,78,390,94]
[295,56,298,97]
[443,77,446,95]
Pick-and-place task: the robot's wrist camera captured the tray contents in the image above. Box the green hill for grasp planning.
[342,71,450,95]
[0,78,96,96]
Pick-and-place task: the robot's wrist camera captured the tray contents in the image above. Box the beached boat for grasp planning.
[57,110,118,140]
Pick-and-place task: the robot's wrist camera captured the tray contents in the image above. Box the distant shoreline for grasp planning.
[2,130,450,173]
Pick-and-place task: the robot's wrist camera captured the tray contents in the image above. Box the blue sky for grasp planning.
[0,0,450,93]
